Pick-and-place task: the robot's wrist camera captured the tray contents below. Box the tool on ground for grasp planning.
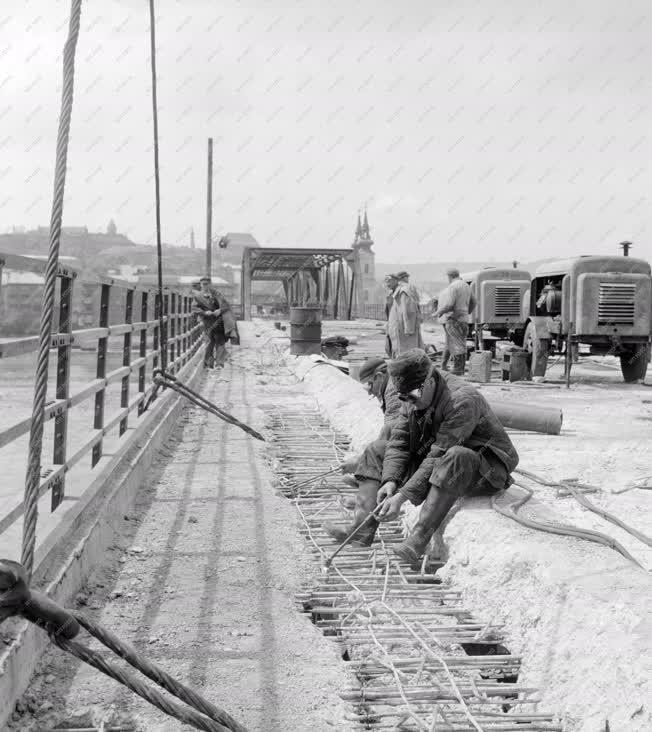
[322,499,387,572]
[0,560,248,732]
[153,370,265,441]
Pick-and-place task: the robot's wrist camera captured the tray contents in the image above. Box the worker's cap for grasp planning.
[395,271,410,279]
[199,275,211,283]
[446,267,460,278]
[384,273,398,281]
[358,357,387,383]
[321,335,349,348]
[387,348,432,394]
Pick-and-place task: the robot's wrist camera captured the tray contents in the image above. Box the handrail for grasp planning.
[0,259,204,538]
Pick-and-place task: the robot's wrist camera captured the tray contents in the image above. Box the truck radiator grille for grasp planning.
[598,282,636,324]
[494,286,521,317]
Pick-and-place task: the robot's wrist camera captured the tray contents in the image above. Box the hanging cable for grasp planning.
[20,0,83,580]
[140,0,167,414]
[149,0,167,373]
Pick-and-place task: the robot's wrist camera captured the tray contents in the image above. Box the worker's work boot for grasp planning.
[440,349,450,371]
[451,354,466,376]
[323,480,380,547]
[393,486,458,565]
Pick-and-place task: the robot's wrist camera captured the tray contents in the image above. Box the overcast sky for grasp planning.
[2,0,652,263]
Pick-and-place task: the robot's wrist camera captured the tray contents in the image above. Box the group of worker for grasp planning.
[194,267,512,567]
[323,347,519,564]
[383,268,477,376]
[319,268,513,566]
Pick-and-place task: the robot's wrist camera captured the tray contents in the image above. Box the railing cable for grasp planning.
[21,0,83,580]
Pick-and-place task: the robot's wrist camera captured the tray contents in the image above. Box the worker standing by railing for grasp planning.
[192,276,238,370]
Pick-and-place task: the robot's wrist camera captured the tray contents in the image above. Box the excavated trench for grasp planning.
[261,380,560,731]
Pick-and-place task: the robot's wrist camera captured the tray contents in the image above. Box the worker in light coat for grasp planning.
[387,275,423,357]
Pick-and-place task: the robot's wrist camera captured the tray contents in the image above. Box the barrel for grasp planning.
[485,399,563,436]
[289,306,322,356]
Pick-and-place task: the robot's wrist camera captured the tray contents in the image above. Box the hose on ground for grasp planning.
[491,485,647,571]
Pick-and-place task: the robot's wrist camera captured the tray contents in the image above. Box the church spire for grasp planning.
[362,209,370,239]
[355,212,362,242]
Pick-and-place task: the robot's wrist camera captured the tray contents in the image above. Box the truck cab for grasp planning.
[524,255,651,382]
[461,267,531,355]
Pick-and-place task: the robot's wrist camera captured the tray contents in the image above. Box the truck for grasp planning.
[460,267,531,356]
[523,255,651,382]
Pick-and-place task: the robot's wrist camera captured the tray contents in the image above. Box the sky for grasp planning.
[2,0,652,263]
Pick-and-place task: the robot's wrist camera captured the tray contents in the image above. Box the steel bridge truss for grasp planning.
[240,247,358,320]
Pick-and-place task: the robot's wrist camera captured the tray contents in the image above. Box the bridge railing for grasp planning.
[0,252,203,536]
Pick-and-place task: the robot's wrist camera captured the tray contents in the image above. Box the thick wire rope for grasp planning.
[148,0,167,373]
[21,0,83,579]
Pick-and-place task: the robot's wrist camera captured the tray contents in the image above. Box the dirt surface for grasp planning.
[10,325,350,732]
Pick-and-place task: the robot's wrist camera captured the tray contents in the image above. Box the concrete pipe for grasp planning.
[485,399,563,436]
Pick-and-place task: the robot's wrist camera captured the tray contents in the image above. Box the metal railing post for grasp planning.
[92,283,111,467]
[138,291,148,416]
[167,293,174,372]
[119,288,134,435]
[52,273,74,510]
[153,293,160,375]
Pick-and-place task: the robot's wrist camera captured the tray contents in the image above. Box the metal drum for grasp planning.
[290,306,322,355]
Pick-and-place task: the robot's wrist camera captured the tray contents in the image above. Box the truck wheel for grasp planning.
[620,345,649,383]
[524,322,549,378]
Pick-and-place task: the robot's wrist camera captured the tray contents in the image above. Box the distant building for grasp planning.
[351,210,381,307]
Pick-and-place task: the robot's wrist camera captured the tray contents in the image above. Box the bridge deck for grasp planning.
[11,323,348,731]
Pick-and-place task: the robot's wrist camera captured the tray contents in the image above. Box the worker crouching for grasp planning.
[328,348,519,563]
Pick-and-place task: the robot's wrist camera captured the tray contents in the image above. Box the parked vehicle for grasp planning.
[523,255,651,382]
[461,267,531,356]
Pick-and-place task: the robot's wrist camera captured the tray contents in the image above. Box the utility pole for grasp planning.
[619,241,632,257]
[206,138,213,278]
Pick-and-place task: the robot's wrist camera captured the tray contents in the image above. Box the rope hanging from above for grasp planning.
[21,0,83,581]
[148,0,168,373]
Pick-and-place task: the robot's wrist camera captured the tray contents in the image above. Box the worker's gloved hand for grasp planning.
[340,455,360,474]
[377,481,397,503]
[213,309,222,316]
[377,492,407,522]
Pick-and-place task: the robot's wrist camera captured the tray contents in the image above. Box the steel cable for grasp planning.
[0,560,248,732]
[21,0,83,579]
[153,371,265,441]
[148,0,167,373]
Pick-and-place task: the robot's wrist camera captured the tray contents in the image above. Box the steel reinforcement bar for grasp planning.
[0,252,203,536]
[263,386,561,731]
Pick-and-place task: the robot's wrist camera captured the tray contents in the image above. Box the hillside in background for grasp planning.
[0,227,252,278]
[375,259,551,282]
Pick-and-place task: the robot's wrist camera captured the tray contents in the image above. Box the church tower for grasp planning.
[352,209,377,309]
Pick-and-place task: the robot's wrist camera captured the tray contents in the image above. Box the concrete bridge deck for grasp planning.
[8,324,349,731]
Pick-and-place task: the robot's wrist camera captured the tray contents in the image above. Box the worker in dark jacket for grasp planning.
[357,357,402,427]
[192,276,236,369]
[333,348,519,560]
